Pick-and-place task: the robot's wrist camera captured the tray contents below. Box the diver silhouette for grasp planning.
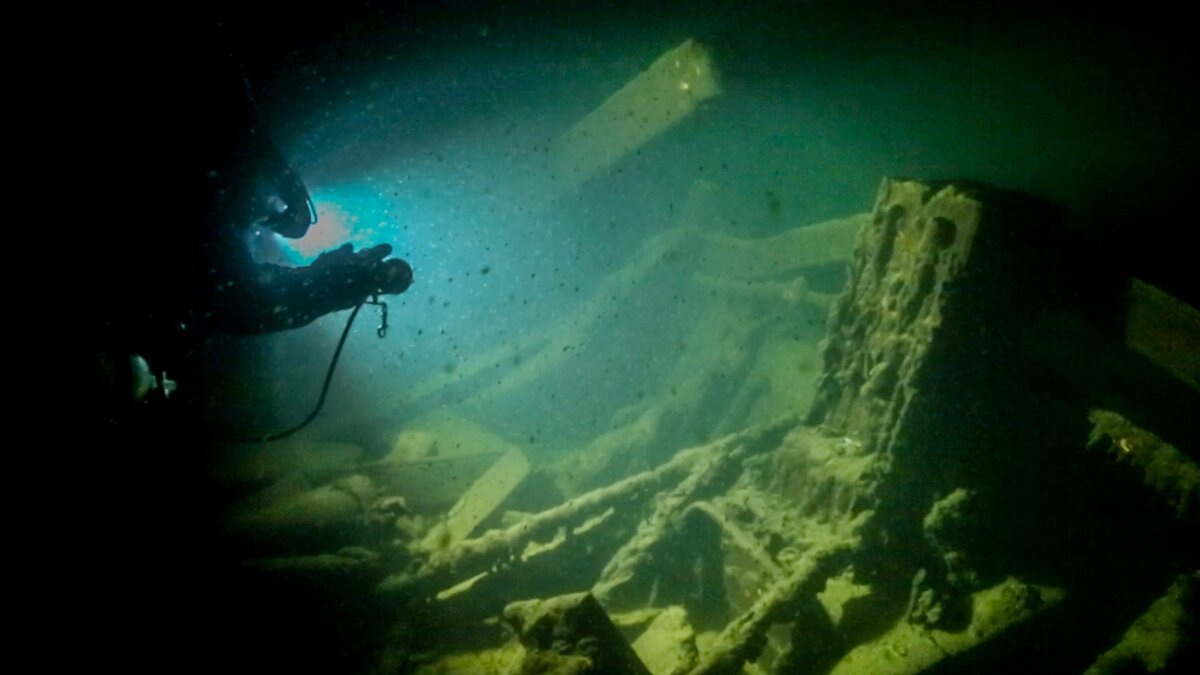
[84,23,412,419]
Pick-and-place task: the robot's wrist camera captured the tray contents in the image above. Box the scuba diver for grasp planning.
[86,24,413,429]
[67,18,413,672]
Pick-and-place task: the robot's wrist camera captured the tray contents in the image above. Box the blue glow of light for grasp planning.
[277,184,404,263]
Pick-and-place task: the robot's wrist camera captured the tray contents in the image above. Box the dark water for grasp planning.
[203,0,1199,437]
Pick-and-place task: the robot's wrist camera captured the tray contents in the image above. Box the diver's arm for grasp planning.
[210,244,413,335]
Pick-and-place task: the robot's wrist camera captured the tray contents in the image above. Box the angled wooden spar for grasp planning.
[416,447,531,551]
[547,39,720,193]
[1124,279,1200,392]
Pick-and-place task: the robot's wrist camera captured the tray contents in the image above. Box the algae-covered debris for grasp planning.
[411,641,527,675]
[1085,571,1199,674]
[829,578,1064,675]
[1088,409,1200,518]
[504,592,653,675]
[221,179,1172,674]
[631,606,700,675]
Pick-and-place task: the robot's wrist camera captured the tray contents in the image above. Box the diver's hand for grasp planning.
[353,244,413,294]
[311,243,359,267]
[312,243,413,295]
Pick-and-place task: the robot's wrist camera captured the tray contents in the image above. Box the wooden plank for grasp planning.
[548,39,720,193]
[420,447,530,550]
[1125,278,1200,391]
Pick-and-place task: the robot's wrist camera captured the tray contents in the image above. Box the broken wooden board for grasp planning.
[548,39,720,194]
[419,447,530,551]
[1087,409,1199,519]
[1085,571,1199,675]
[1125,278,1200,392]
[361,413,520,515]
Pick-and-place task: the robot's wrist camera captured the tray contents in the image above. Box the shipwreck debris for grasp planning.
[548,39,720,194]
[1085,571,1199,675]
[378,416,799,603]
[220,176,1199,674]
[1088,409,1199,519]
[829,578,1064,675]
[416,447,531,552]
[504,592,654,675]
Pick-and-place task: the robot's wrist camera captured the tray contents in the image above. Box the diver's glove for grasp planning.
[213,243,413,334]
[312,243,414,296]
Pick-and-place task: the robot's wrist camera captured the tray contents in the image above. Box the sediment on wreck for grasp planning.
[803,178,1197,672]
[224,177,1197,674]
[805,178,1069,574]
[377,179,1083,674]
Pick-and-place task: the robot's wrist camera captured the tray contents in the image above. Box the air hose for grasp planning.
[225,296,387,444]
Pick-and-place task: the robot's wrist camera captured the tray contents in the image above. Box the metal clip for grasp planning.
[366,294,389,338]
